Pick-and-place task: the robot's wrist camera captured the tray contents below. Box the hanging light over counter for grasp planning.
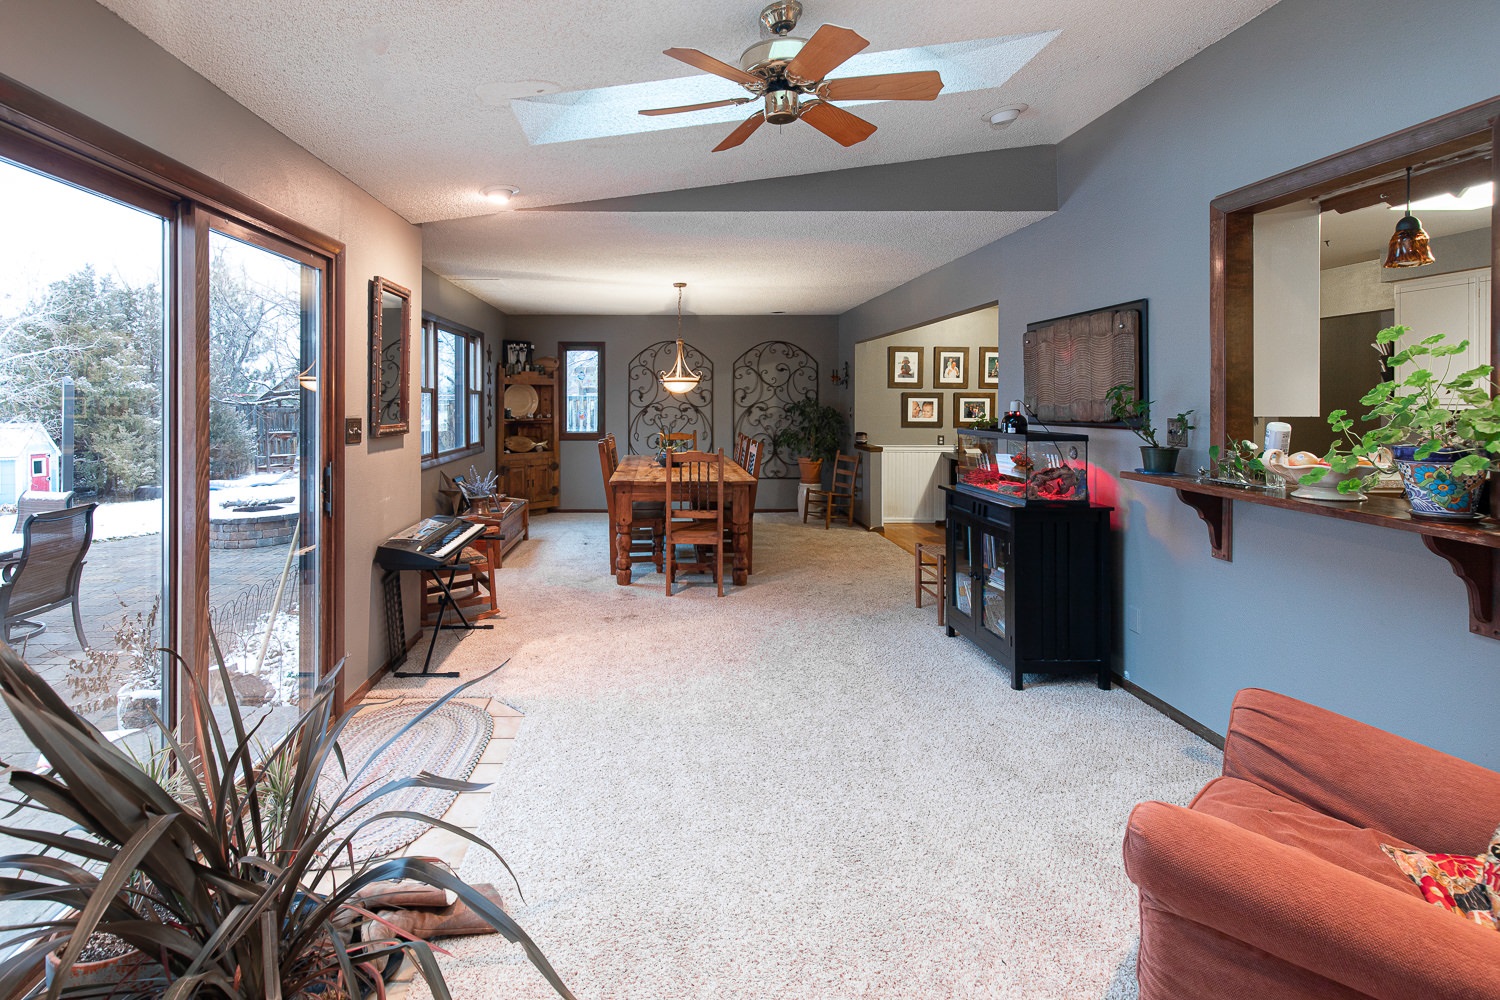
[658,282,702,395]
[1384,166,1436,268]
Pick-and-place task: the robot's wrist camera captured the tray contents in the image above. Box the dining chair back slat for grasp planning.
[662,431,697,452]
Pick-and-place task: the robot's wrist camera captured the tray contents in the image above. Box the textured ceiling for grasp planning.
[99,0,1283,314]
[424,210,1053,315]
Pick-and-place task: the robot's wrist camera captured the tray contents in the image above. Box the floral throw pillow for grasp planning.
[1382,824,1500,931]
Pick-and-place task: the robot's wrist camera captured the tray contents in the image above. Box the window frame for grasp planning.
[419,314,486,468]
[558,341,605,441]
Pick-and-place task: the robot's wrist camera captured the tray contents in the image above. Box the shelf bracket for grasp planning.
[1174,488,1233,561]
[1421,535,1500,639]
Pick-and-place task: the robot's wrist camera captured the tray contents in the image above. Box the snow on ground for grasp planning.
[2,471,304,548]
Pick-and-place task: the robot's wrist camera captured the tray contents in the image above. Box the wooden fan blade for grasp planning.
[712,111,767,152]
[784,25,869,85]
[799,100,877,147]
[663,47,760,86]
[819,71,943,103]
[639,98,752,117]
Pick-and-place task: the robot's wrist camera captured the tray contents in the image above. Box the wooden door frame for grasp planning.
[1209,97,1500,447]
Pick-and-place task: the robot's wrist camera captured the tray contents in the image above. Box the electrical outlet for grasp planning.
[1126,605,1141,634]
[1166,416,1190,449]
[937,435,945,446]
[1123,669,1132,681]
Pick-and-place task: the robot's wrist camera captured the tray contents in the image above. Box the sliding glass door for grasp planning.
[205,224,326,736]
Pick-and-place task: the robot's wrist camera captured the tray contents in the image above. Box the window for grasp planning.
[420,317,485,463]
[559,342,604,440]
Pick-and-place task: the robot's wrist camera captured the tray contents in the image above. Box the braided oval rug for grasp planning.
[319,699,493,862]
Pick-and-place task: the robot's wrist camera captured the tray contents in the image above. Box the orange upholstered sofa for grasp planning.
[1124,688,1500,1000]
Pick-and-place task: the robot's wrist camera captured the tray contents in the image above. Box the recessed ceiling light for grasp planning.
[482,185,520,204]
[982,104,1028,130]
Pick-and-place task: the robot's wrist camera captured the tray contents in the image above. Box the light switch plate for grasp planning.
[1166,417,1191,449]
[344,417,363,445]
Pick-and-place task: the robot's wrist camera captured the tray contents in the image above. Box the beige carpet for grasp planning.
[386,513,1220,1000]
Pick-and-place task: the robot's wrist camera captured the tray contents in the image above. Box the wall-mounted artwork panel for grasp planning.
[1023,299,1146,425]
[627,340,713,455]
[733,340,818,480]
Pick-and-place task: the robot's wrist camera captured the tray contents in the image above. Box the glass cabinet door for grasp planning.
[949,518,975,624]
[980,528,1010,642]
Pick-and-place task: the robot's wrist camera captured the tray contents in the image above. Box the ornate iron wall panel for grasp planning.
[733,341,818,480]
[627,341,713,455]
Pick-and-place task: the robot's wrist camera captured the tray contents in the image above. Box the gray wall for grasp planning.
[419,269,506,516]
[0,0,426,690]
[838,0,1500,767]
[506,315,844,511]
[853,305,999,446]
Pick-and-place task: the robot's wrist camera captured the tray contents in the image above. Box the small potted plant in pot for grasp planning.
[772,397,848,483]
[1107,383,1194,474]
[1317,325,1498,518]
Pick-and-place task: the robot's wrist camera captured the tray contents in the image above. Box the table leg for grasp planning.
[731,487,751,586]
[614,491,633,585]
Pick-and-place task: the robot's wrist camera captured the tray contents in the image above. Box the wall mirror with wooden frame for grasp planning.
[1211,99,1499,456]
[370,276,411,436]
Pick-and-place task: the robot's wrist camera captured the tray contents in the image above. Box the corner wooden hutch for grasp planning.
[497,369,560,512]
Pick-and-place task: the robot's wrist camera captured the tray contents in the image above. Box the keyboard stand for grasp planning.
[395,564,494,679]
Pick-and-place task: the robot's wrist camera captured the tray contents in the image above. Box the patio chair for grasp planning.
[0,503,96,649]
[9,489,74,532]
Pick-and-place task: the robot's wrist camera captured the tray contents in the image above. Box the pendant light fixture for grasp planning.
[1383,166,1437,268]
[658,282,702,395]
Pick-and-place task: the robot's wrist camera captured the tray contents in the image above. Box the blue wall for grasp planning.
[841,0,1500,766]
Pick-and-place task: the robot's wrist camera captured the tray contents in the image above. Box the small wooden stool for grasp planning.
[915,542,946,626]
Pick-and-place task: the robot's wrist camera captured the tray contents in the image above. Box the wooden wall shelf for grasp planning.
[1119,471,1500,640]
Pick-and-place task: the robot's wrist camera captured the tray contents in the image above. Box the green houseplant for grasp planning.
[772,397,848,483]
[1106,384,1194,474]
[1318,325,1498,517]
[0,641,574,1000]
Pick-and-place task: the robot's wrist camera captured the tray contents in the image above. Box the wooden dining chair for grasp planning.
[599,434,664,573]
[804,451,860,528]
[664,449,725,596]
[725,437,764,574]
[662,431,697,451]
[733,433,751,469]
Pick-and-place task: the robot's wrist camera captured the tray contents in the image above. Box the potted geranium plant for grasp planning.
[772,397,848,483]
[1317,325,1498,518]
[1107,383,1194,474]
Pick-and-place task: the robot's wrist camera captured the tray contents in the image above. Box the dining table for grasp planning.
[607,454,756,586]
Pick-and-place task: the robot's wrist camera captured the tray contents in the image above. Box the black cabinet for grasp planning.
[943,486,1113,689]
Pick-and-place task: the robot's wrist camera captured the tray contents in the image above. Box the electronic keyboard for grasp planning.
[375,515,486,572]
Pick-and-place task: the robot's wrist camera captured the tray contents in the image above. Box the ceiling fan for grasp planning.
[639,1,943,152]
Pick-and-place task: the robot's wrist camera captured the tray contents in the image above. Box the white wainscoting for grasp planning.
[879,446,949,523]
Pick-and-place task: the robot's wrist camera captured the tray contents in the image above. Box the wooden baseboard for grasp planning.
[347,632,420,706]
[1114,675,1226,750]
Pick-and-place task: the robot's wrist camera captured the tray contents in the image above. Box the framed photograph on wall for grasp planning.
[979,348,1000,388]
[887,346,923,388]
[934,346,969,387]
[900,392,943,428]
[954,393,997,428]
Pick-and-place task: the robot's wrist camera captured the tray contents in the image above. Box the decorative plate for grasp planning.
[504,383,538,417]
[506,434,536,453]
